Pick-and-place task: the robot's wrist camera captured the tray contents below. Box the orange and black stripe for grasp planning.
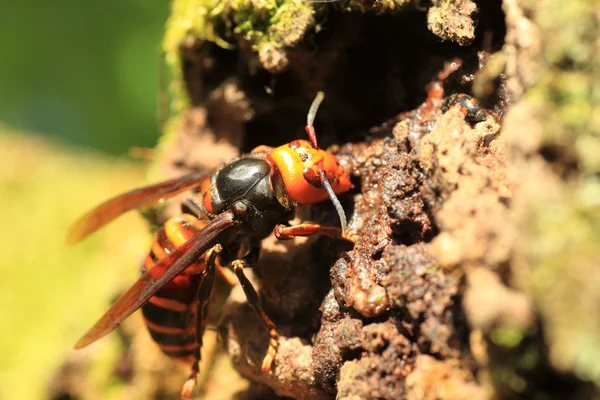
[140,214,209,361]
[142,298,197,359]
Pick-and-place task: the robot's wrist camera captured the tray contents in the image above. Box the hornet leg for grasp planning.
[180,244,222,400]
[231,258,279,373]
[274,223,358,243]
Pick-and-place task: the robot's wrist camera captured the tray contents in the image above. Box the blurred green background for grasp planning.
[1,0,169,154]
[0,1,171,398]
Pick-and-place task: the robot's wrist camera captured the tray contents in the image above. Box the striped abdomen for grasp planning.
[141,214,209,363]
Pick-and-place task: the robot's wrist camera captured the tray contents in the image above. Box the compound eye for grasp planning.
[231,201,247,216]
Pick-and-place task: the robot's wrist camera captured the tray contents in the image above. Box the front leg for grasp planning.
[274,223,357,242]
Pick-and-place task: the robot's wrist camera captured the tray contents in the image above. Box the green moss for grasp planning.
[164,0,314,78]
[524,185,600,384]
[164,0,315,51]
[427,0,477,45]
[523,0,600,165]
[490,326,527,348]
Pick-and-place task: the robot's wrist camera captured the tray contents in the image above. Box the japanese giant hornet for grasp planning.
[68,92,353,399]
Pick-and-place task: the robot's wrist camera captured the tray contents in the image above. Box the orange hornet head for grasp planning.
[268,139,352,205]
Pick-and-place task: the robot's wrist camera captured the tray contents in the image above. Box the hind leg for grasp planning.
[180,244,222,399]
